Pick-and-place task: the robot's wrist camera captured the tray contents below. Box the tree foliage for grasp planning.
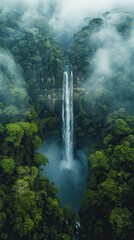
[0,4,134,240]
[80,109,134,240]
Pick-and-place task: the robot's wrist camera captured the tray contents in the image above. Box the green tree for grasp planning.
[80,110,134,240]
[1,157,15,174]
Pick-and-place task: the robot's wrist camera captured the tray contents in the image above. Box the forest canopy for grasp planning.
[0,2,134,240]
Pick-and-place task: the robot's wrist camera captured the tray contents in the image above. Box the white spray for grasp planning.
[61,67,73,169]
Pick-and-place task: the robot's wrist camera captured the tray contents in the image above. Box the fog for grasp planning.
[1,0,134,16]
[84,10,134,112]
[0,49,25,87]
[1,0,134,34]
[0,49,28,112]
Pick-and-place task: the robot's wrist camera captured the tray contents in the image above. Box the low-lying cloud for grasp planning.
[84,10,134,113]
[1,0,134,34]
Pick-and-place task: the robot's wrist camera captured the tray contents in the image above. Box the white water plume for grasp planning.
[61,68,73,169]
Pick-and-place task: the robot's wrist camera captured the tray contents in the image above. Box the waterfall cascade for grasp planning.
[40,66,88,210]
[61,67,73,169]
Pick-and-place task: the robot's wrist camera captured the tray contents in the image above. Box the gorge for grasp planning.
[39,68,88,211]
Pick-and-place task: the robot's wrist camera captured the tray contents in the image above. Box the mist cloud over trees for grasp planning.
[0,0,134,239]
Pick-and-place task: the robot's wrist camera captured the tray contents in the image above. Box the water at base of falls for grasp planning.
[39,136,88,211]
[61,68,73,170]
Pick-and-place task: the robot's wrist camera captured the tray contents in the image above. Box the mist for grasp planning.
[83,10,134,113]
[1,0,134,36]
[39,136,88,210]
[0,49,25,87]
[0,49,28,121]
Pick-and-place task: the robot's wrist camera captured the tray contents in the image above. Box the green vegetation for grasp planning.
[0,4,134,240]
[0,5,76,240]
[79,109,134,240]
[0,120,77,239]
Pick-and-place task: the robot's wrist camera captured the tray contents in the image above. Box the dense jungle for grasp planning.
[0,1,134,239]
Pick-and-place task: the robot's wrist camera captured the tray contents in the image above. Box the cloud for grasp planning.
[83,10,134,114]
[53,0,134,32]
[1,0,134,33]
[3,0,133,13]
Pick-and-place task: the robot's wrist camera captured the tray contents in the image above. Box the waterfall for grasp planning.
[61,67,73,169]
[39,66,88,210]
